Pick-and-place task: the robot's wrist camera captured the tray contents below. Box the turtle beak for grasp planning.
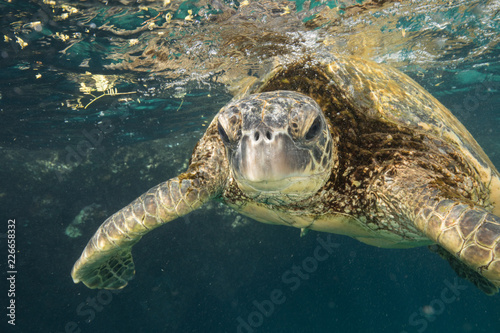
[234,125,310,190]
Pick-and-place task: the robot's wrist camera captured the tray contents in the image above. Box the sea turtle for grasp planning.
[71,54,500,295]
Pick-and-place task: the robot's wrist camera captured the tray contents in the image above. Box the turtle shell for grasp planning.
[247,55,500,215]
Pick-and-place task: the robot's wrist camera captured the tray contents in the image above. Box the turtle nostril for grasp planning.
[265,131,272,140]
[254,131,260,141]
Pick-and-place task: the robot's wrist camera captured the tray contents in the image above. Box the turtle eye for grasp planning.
[218,121,231,145]
[304,116,322,141]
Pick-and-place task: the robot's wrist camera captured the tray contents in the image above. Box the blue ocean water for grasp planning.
[0,0,499,332]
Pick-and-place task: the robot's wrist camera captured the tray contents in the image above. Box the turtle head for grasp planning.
[217,91,336,204]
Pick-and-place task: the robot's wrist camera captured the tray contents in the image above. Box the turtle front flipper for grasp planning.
[71,118,227,289]
[376,164,500,295]
[414,197,500,294]
[429,244,498,295]
[71,176,210,289]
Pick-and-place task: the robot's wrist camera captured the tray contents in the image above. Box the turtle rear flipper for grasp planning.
[71,175,211,289]
[429,244,498,295]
